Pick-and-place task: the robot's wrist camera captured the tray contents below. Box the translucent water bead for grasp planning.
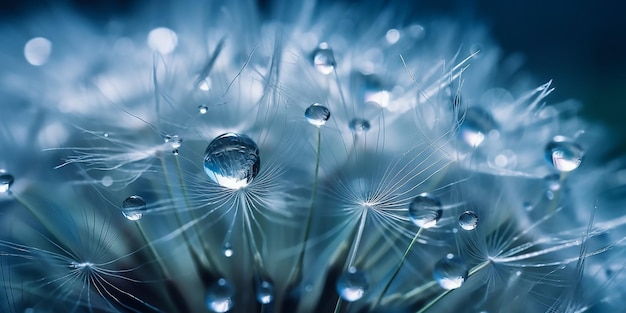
[121,195,147,221]
[0,173,14,193]
[433,253,469,290]
[204,133,260,190]
[545,136,584,172]
[164,134,183,155]
[349,118,371,134]
[336,267,369,302]
[458,211,478,231]
[305,103,331,126]
[206,278,235,312]
[255,280,274,304]
[458,107,498,148]
[311,43,336,75]
[408,193,443,228]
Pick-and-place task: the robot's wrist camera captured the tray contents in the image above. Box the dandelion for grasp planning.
[0,1,625,313]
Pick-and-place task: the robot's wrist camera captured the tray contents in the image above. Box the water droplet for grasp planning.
[544,173,561,191]
[408,193,442,229]
[349,119,371,134]
[0,174,14,193]
[24,37,52,66]
[103,132,109,138]
[223,242,233,257]
[545,136,583,172]
[459,107,498,148]
[385,29,401,44]
[433,253,468,290]
[305,103,331,127]
[121,195,147,221]
[256,280,274,304]
[206,278,235,313]
[199,105,209,114]
[458,211,478,231]
[101,175,113,187]
[312,44,336,75]
[361,74,390,107]
[164,134,183,149]
[523,202,533,211]
[147,27,178,54]
[203,133,260,190]
[198,77,212,91]
[336,267,368,302]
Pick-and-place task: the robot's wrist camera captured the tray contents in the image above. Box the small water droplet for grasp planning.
[199,105,209,114]
[546,190,555,200]
[204,133,260,190]
[459,107,498,148]
[222,242,233,257]
[458,211,478,231]
[433,254,468,290]
[349,118,371,134]
[544,173,561,191]
[523,202,533,211]
[360,74,390,107]
[206,278,235,313]
[408,193,442,229]
[256,280,274,304]
[0,173,14,193]
[121,195,147,221]
[336,267,368,302]
[305,103,331,126]
[545,136,583,172]
[164,134,183,149]
[385,29,401,44]
[101,175,113,187]
[198,77,212,91]
[103,132,109,138]
[312,44,336,75]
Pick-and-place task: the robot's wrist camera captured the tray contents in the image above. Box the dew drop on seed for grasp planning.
[199,105,209,114]
[164,134,183,149]
[408,193,442,228]
[305,103,331,126]
[544,173,561,191]
[204,133,260,190]
[256,280,274,304]
[433,253,468,290]
[206,278,235,313]
[312,44,336,75]
[545,136,583,172]
[336,267,368,302]
[458,211,478,231]
[459,107,498,148]
[121,195,147,221]
[0,173,14,193]
[349,118,371,134]
[223,242,233,257]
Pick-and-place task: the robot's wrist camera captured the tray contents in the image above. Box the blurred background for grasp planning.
[1,0,624,156]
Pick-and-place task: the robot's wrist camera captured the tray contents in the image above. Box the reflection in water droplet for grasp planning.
[121,195,147,221]
[336,267,368,302]
[203,133,260,189]
[458,211,478,231]
[408,193,442,228]
[305,103,331,127]
[545,136,584,172]
[147,27,178,54]
[433,253,468,290]
[206,278,235,312]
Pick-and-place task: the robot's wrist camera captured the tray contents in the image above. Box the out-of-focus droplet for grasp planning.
[544,173,561,191]
[147,27,178,54]
[204,133,260,190]
[433,253,468,290]
[312,43,336,75]
[0,173,14,193]
[305,103,331,127]
[223,242,233,257]
[408,193,442,228]
[198,77,212,91]
[385,29,401,44]
[361,74,390,107]
[349,119,371,134]
[545,136,583,172]
[336,267,368,302]
[24,37,52,66]
[459,107,498,148]
[206,278,235,313]
[458,211,478,231]
[121,195,147,221]
[256,280,274,304]
[199,105,209,114]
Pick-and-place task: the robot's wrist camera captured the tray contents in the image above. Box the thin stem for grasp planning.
[333,298,343,313]
[347,210,369,268]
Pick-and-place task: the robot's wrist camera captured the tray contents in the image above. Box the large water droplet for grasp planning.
[203,133,260,189]
[305,103,331,127]
[545,136,583,172]
[121,195,147,221]
[433,253,468,290]
[206,278,235,313]
[336,267,368,302]
[256,280,274,304]
[408,193,442,229]
[459,107,498,148]
[0,173,14,193]
[349,119,371,134]
[312,44,336,75]
[458,211,478,231]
